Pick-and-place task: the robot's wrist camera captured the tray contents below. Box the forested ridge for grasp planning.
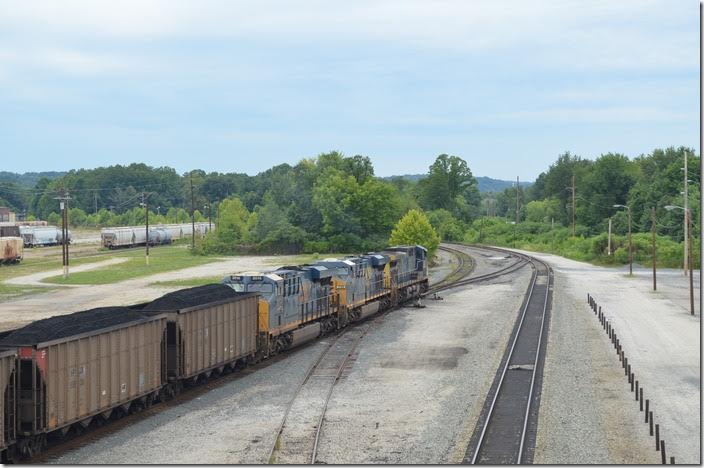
[0,147,699,266]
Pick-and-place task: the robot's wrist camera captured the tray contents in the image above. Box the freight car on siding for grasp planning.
[0,226,23,264]
[100,223,211,249]
[19,226,70,248]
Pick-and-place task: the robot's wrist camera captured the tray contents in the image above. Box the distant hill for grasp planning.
[0,171,66,188]
[384,174,532,193]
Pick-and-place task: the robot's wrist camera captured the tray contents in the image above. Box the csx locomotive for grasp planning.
[223,244,429,355]
[0,245,428,460]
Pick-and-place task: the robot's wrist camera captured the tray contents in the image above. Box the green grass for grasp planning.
[0,283,55,300]
[42,245,223,285]
[0,251,120,283]
[262,252,352,266]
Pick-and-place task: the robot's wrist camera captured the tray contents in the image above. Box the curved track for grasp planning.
[270,244,542,465]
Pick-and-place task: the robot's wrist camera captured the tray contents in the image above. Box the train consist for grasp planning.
[101,223,212,249]
[0,226,23,264]
[18,226,71,248]
[0,244,427,459]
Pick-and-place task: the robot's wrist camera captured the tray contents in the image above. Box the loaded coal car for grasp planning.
[0,307,167,457]
[0,349,17,462]
[222,266,339,356]
[137,284,258,392]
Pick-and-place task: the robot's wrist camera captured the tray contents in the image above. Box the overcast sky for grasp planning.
[0,0,698,180]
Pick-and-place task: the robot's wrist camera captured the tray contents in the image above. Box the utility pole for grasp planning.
[514,176,519,248]
[572,175,576,237]
[190,172,195,249]
[207,198,212,231]
[515,176,520,226]
[614,204,632,276]
[54,189,71,279]
[651,207,657,291]
[141,192,150,266]
[608,217,612,256]
[627,207,632,276]
[93,190,98,214]
[684,154,688,276]
[687,209,694,314]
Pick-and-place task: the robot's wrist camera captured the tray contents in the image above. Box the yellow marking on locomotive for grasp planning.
[384,263,391,289]
[258,299,269,333]
[333,278,347,305]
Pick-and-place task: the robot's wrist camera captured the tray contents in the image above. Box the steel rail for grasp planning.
[266,335,340,464]
[470,261,539,464]
[310,321,374,464]
[518,259,551,462]
[466,245,553,464]
[426,244,529,295]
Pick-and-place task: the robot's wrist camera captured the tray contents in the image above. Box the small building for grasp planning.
[0,207,15,224]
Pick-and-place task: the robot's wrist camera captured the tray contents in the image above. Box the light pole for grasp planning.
[665,205,695,315]
[614,204,632,276]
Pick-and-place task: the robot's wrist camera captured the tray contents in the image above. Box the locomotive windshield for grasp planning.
[246,283,274,293]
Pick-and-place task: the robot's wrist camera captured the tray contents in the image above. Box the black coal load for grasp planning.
[0,307,151,346]
[142,284,238,311]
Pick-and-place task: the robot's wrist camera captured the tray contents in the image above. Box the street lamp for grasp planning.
[614,204,632,276]
[665,205,695,315]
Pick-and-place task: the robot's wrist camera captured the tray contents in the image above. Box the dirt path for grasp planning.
[5,258,129,287]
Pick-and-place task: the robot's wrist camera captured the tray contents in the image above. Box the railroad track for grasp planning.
[266,319,375,464]
[426,244,529,296]
[462,245,554,464]
[268,244,536,465]
[26,245,541,465]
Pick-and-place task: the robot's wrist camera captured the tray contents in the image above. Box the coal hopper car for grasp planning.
[0,308,167,457]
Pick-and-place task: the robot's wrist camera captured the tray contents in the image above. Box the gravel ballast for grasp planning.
[313,263,533,463]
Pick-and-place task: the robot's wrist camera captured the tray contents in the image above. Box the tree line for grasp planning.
[1,146,698,264]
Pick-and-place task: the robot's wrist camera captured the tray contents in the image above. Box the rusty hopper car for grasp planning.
[140,285,258,385]
[0,349,16,461]
[0,237,23,264]
[0,308,167,456]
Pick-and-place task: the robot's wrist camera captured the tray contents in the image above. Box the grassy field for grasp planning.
[262,252,351,266]
[0,283,55,300]
[0,250,118,283]
[42,245,223,285]
[150,275,224,288]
